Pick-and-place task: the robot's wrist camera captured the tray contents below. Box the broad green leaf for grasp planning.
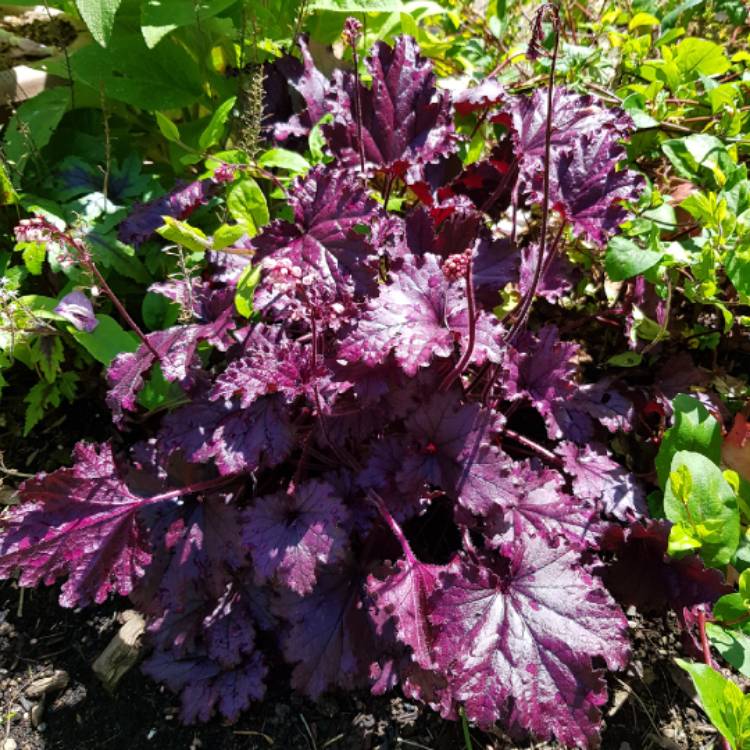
[706,623,750,679]
[75,0,122,47]
[141,0,238,48]
[142,292,180,331]
[199,96,236,150]
[628,12,659,30]
[726,249,750,299]
[655,394,722,488]
[227,178,269,236]
[258,149,311,175]
[156,217,211,253]
[212,224,246,250]
[676,660,750,750]
[664,451,739,567]
[70,32,203,110]
[21,243,46,275]
[662,134,730,184]
[605,236,663,281]
[69,315,139,365]
[155,112,181,143]
[137,365,183,410]
[309,0,402,9]
[235,264,261,318]
[673,37,731,78]
[3,88,70,176]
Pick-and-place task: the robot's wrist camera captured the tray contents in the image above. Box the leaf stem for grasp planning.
[150,474,241,504]
[369,490,417,564]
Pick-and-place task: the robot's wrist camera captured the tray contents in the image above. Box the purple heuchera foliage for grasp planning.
[0,32,691,750]
[118,179,216,246]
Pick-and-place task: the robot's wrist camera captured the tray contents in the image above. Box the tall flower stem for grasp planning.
[439,257,477,392]
[505,5,561,348]
[344,17,366,173]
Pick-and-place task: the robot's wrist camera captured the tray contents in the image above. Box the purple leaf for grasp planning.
[340,253,502,376]
[601,520,731,616]
[456,452,599,549]
[453,80,505,116]
[243,480,349,594]
[143,649,266,723]
[0,442,153,607]
[106,321,231,425]
[368,557,443,668]
[503,325,577,437]
[429,539,629,744]
[274,563,375,698]
[194,395,294,476]
[252,167,380,314]
[518,243,575,304]
[273,37,331,142]
[557,442,646,521]
[509,88,633,184]
[325,36,458,182]
[118,179,216,246]
[540,132,644,247]
[54,291,98,332]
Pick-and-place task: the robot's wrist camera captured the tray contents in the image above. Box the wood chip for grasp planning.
[26,670,68,698]
[92,612,146,693]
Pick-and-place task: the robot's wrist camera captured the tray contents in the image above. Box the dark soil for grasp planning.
[0,580,722,750]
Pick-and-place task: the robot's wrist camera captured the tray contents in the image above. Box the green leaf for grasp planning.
[21,243,46,275]
[258,148,311,175]
[156,217,211,253]
[30,336,64,382]
[69,315,139,365]
[655,394,722,488]
[137,365,183,410]
[673,37,731,78]
[605,236,663,281]
[607,351,643,367]
[309,0,402,9]
[726,248,750,299]
[706,623,750,679]
[199,96,236,150]
[213,224,246,250]
[141,0,238,48]
[142,292,180,331]
[227,178,269,236]
[23,373,78,436]
[3,88,70,176]
[70,32,203,110]
[309,113,333,163]
[155,112,181,143]
[234,264,261,318]
[676,659,750,750]
[75,0,122,47]
[664,451,739,568]
[661,134,730,183]
[0,161,17,205]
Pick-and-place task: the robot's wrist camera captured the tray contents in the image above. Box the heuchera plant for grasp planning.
[0,22,729,749]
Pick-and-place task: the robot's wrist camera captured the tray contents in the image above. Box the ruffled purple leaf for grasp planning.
[453,80,505,116]
[368,557,443,669]
[0,442,154,608]
[325,35,458,182]
[509,88,633,184]
[557,442,647,521]
[541,132,644,247]
[601,520,731,616]
[194,396,294,476]
[54,290,98,332]
[340,253,502,376]
[118,179,216,247]
[243,480,349,595]
[429,539,629,744]
[274,563,375,699]
[143,649,266,723]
